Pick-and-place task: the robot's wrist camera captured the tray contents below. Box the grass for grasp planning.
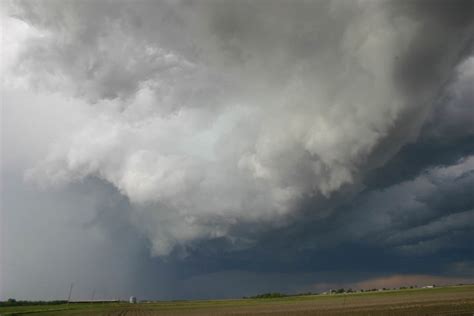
[1,285,473,315]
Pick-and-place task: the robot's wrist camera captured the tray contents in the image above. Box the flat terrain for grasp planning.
[2,285,474,316]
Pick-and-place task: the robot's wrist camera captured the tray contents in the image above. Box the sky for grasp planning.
[1,0,474,301]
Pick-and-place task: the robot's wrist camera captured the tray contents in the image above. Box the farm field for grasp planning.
[2,285,474,316]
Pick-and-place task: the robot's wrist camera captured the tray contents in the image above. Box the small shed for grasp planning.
[129,296,137,304]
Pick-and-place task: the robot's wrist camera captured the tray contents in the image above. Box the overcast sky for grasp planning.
[1,0,474,301]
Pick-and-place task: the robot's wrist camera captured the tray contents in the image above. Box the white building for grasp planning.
[129,296,137,304]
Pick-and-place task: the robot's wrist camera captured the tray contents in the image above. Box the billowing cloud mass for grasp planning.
[1,0,473,300]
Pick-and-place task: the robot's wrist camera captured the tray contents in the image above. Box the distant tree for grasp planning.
[252,292,287,299]
[0,299,67,307]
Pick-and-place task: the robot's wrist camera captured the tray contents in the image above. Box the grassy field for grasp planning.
[2,285,474,316]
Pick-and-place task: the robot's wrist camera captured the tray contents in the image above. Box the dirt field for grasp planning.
[2,285,474,316]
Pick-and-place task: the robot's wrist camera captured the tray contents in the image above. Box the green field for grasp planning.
[2,285,474,316]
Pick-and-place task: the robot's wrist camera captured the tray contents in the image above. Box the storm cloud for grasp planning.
[1,0,473,300]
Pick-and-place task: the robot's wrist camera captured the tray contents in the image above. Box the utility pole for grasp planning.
[67,283,74,305]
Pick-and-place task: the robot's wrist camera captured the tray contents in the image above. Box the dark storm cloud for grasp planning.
[162,55,474,288]
[167,157,474,293]
[367,55,474,189]
[365,136,474,189]
[391,0,474,94]
[2,0,474,300]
